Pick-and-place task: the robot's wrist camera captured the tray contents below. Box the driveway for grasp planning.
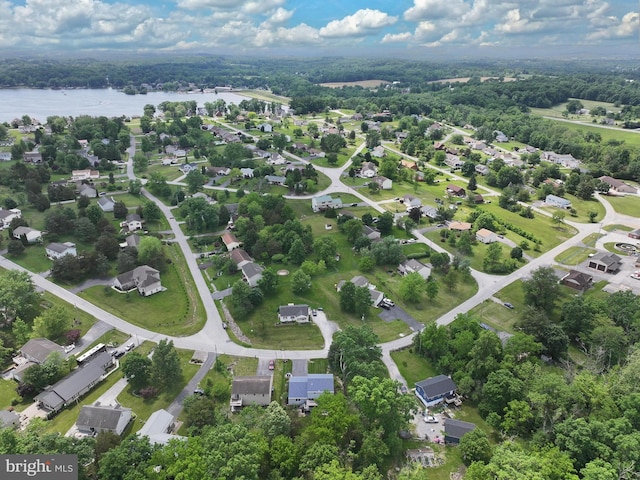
[69,276,112,294]
[166,352,216,418]
[70,320,113,356]
[291,359,308,376]
[256,357,273,376]
[211,287,232,300]
[378,305,424,332]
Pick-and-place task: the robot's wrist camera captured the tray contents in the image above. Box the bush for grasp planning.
[139,386,158,399]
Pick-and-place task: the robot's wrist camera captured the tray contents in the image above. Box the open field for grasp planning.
[539,193,605,223]
[530,97,622,119]
[427,76,517,84]
[555,246,597,265]
[319,80,389,88]
[606,195,640,217]
[391,349,438,386]
[527,116,640,147]
[237,89,290,105]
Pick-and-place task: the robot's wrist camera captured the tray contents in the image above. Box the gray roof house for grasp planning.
[12,226,42,243]
[45,242,77,260]
[415,375,458,407]
[78,183,97,198]
[119,234,141,249]
[18,338,65,364]
[0,410,20,429]
[362,225,381,241]
[588,252,622,273]
[230,376,273,411]
[35,352,113,413]
[288,374,335,407]
[76,405,132,436]
[241,262,263,287]
[137,409,185,445]
[278,304,310,324]
[97,196,116,212]
[444,419,476,444]
[398,259,432,280]
[113,265,163,296]
[545,194,572,209]
[120,214,142,232]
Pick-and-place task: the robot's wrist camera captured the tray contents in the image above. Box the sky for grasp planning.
[0,0,637,57]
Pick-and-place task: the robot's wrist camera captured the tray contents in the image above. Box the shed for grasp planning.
[443,419,476,444]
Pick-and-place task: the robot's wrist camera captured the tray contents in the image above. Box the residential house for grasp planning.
[398,259,431,280]
[18,338,65,364]
[628,228,640,240]
[137,409,185,445]
[360,162,377,178]
[599,175,637,194]
[209,166,231,177]
[221,232,242,251]
[416,206,436,221]
[446,184,466,197]
[45,242,77,260]
[371,176,392,190]
[0,411,19,429]
[120,214,143,232]
[444,154,464,170]
[278,304,311,324]
[76,405,132,436]
[0,208,21,228]
[494,131,509,142]
[113,265,163,296]
[230,376,273,411]
[401,159,418,170]
[545,194,572,209]
[119,234,141,250]
[241,262,263,287]
[561,270,593,291]
[35,352,114,413]
[312,195,343,213]
[71,170,100,181]
[97,196,116,212]
[23,151,43,163]
[77,183,97,198]
[362,225,381,241]
[588,252,622,273]
[230,248,253,267]
[265,175,286,185]
[444,419,476,444]
[473,194,485,204]
[308,149,326,159]
[475,164,490,175]
[12,226,42,243]
[267,153,285,165]
[542,152,581,169]
[0,152,12,161]
[371,146,385,158]
[475,228,497,244]
[448,221,471,233]
[287,374,335,408]
[257,123,272,133]
[336,276,384,307]
[179,163,198,174]
[415,375,458,407]
[403,194,422,209]
[240,168,254,178]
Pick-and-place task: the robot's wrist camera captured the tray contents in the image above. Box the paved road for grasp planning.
[211,287,232,300]
[166,352,216,418]
[71,320,113,354]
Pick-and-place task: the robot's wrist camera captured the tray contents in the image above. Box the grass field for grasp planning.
[540,194,605,223]
[79,245,205,336]
[605,195,640,217]
[391,349,438,386]
[217,355,259,376]
[0,378,25,411]
[529,117,640,147]
[604,224,633,232]
[555,246,597,266]
[238,89,290,105]
[307,358,328,374]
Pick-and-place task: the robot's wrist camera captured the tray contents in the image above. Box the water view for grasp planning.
[0,88,249,123]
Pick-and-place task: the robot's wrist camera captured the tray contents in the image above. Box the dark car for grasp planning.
[503,302,514,309]
[268,360,275,371]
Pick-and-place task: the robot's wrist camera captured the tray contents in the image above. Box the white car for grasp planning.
[631,272,640,280]
[423,415,438,423]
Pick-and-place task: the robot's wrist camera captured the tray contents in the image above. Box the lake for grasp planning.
[0,88,249,123]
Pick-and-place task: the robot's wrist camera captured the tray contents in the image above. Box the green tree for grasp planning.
[459,428,492,465]
[86,204,104,225]
[399,272,425,303]
[376,212,394,234]
[121,352,152,391]
[328,325,384,387]
[231,280,254,317]
[133,152,149,173]
[128,179,142,195]
[151,339,182,391]
[257,268,278,294]
[32,306,71,340]
[288,238,306,265]
[185,169,206,193]
[12,317,31,345]
[291,269,311,294]
[137,236,165,270]
[353,286,372,319]
[425,280,439,300]
[522,266,560,315]
[261,401,291,439]
[142,201,161,223]
[113,201,128,219]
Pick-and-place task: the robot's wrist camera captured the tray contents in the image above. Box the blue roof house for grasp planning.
[545,194,572,209]
[287,374,334,408]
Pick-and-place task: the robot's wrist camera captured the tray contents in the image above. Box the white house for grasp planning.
[120,214,142,232]
[230,376,272,411]
[475,164,490,175]
[257,123,272,133]
[360,162,377,178]
[97,196,116,212]
[475,228,498,244]
[46,242,77,260]
[0,208,21,228]
[221,232,242,251]
[71,169,100,181]
[240,168,254,178]
[278,304,311,324]
[137,409,185,445]
[12,226,42,243]
[398,259,431,280]
[371,176,392,190]
[312,195,342,212]
[113,265,163,296]
[403,194,422,209]
[545,194,572,209]
[240,262,264,287]
[179,163,198,174]
[78,184,97,198]
[371,146,385,158]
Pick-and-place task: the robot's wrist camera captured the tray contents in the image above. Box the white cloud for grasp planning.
[404,0,467,21]
[319,9,397,38]
[175,0,240,9]
[242,0,285,15]
[495,9,544,34]
[381,32,412,43]
[587,11,639,40]
[261,7,294,27]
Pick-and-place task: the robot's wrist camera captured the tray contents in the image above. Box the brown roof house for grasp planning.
[221,232,242,251]
[446,184,466,197]
[561,270,593,291]
[230,376,273,412]
[113,265,164,296]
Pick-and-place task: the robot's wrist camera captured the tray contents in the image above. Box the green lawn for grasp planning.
[606,195,640,217]
[307,358,328,374]
[117,347,200,433]
[470,282,525,333]
[217,355,259,376]
[534,118,640,147]
[0,378,25,411]
[604,224,633,232]
[539,194,605,223]
[555,246,597,266]
[79,245,206,336]
[7,246,52,273]
[391,349,438,386]
[583,232,605,247]
[272,358,293,404]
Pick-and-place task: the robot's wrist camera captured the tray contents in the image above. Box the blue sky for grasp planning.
[0,0,637,56]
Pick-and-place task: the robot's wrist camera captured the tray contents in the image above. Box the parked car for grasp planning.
[400,385,408,394]
[424,415,438,423]
[194,387,205,395]
[268,360,275,371]
[312,309,317,316]
[125,343,135,351]
[379,302,391,309]
[503,302,514,309]
[382,298,395,307]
